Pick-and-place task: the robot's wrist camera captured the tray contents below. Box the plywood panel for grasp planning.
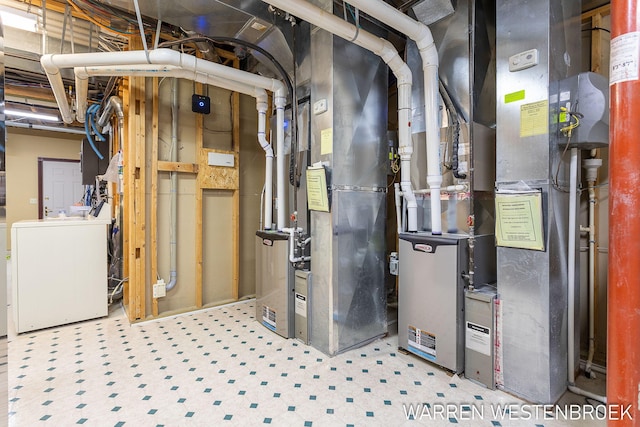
[198,149,239,190]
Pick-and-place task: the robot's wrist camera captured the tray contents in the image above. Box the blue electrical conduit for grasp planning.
[88,104,106,142]
[84,105,104,160]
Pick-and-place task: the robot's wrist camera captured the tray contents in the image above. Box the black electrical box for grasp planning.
[81,137,109,185]
[192,94,211,114]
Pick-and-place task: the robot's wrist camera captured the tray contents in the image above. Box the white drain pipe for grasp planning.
[346,0,442,234]
[262,0,419,232]
[567,147,606,403]
[41,49,285,229]
[282,227,311,263]
[76,64,276,231]
[582,157,602,377]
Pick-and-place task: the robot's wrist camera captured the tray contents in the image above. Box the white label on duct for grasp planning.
[559,91,571,102]
[294,293,307,317]
[466,321,491,356]
[610,32,640,85]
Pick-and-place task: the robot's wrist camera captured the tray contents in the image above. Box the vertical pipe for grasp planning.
[275,91,287,230]
[608,1,640,424]
[567,148,578,385]
[257,100,274,229]
[585,180,596,376]
[166,78,178,291]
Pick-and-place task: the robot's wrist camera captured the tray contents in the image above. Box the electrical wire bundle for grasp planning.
[84,103,106,160]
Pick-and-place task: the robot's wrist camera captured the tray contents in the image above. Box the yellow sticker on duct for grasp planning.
[520,100,549,137]
[321,128,333,155]
[505,90,525,104]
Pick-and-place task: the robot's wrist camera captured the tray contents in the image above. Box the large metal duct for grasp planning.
[308,0,387,356]
[407,0,496,236]
[495,0,581,403]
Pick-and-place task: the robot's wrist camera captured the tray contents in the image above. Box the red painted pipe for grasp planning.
[608,1,640,426]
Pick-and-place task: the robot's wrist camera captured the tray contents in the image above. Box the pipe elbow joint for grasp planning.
[273,84,286,99]
[74,67,89,80]
[415,25,435,52]
[150,48,181,67]
[401,182,416,204]
[40,54,59,74]
[110,96,124,119]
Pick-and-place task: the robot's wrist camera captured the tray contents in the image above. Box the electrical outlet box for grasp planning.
[313,99,328,115]
[153,279,166,298]
[508,48,539,72]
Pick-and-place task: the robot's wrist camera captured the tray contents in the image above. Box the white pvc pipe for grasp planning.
[567,147,606,403]
[346,0,442,235]
[275,95,286,230]
[282,227,311,263]
[257,101,274,229]
[414,184,467,194]
[394,183,402,235]
[585,180,597,376]
[425,66,442,234]
[6,120,86,134]
[73,61,277,231]
[262,0,417,231]
[43,49,287,229]
[42,48,285,118]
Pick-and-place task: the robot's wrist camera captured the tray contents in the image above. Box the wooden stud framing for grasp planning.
[151,78,160,318]
[121,81,130,311]
[123,38,147,322]
[158,161,199,173]
[120,43,242,319]
[581,4,610,20]
[131,75,147,321]
[591,13,604,75]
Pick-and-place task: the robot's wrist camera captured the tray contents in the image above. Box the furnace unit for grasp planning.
[255,231,294,338]
[398,233,468,373]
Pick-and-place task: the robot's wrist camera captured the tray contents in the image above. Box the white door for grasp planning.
[40,160,84,218]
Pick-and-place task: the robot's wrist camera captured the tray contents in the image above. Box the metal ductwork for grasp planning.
[495,0,582,404]
[97,0,295,78]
